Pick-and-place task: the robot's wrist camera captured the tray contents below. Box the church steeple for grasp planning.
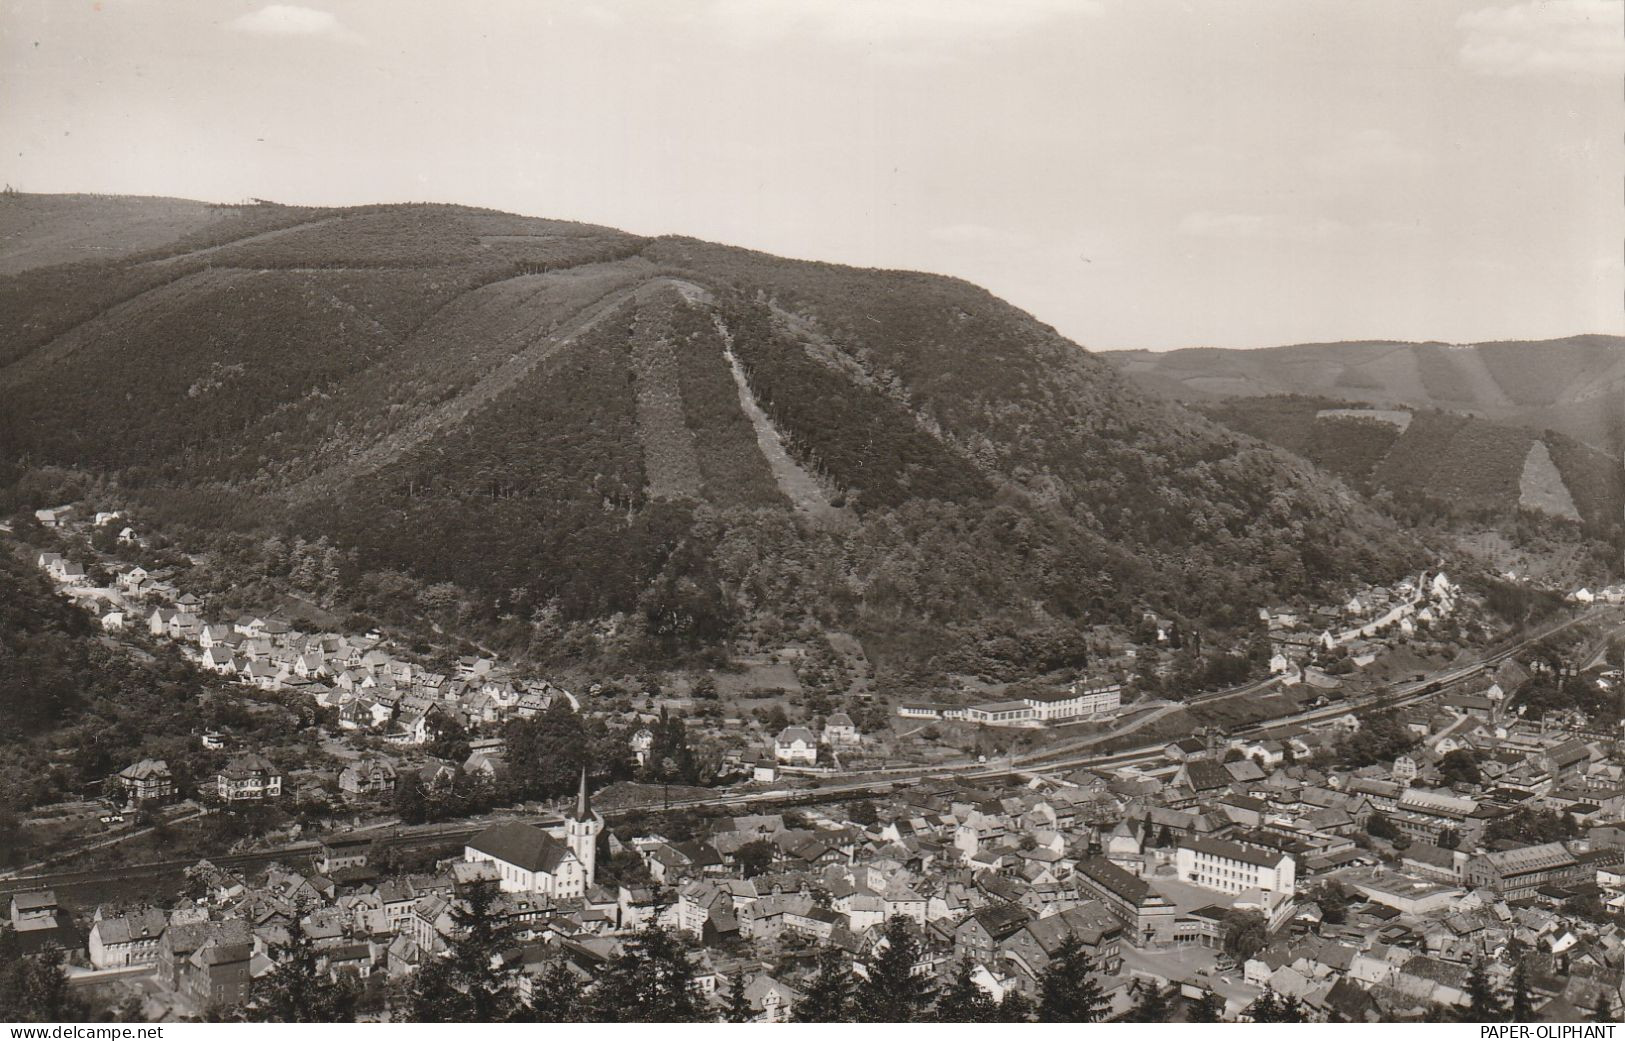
[570,763,592,821]
[565,762,602,889]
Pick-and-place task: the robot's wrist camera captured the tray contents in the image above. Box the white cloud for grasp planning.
[228,4,361,42]
[701,0,1101,60]
[1458,0,1623,80]
[1177,212,1351,242]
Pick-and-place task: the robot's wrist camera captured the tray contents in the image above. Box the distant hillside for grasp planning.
[1194,397,1624,544]
[1105,337,1625,458]
[0,195,1422,674]
[0,192,242,276]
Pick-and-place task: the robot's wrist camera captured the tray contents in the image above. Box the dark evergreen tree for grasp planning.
[520,960,586,1023]
[1186,990,1226,1023]
[794,950,855,1023]
[1509,958,1533,1021]
[1462,958,1507,1022]
[1121,982,1171,1022]
[1278,993,1309,1023]
[407,880,519,1022]
[243,913,360,1022]
[993,990,1035,1022]
[590,925,703,1022]
[1036,933,1108,1022]
[1247,986,1284,1022]
[0,937,84,1023]
[854,917,936,1022]
[934,961,996,1022]
[724,970,753,1023]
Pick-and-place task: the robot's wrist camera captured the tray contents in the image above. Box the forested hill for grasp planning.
[0,195,1421,674]
[1193,396,1624,551]
[1103,336,1625,459]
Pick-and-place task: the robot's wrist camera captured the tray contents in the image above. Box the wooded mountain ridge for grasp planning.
[0,194,1428,674]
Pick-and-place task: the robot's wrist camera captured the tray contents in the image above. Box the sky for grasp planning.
[1,0,1620,350]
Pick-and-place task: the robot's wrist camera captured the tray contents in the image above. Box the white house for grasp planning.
[821,713,861,746]
[774,726,818,765]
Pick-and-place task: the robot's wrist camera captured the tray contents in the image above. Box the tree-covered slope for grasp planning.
[1196,395,1624,551]
[0,197,1424,672]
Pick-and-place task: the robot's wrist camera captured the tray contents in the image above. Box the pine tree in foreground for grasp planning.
[242,912,360,1022]
[1246,985,1307,1023]
[1509,958,1533,1021]
[994,990,1036,1022]
[795,949,856,1023]
[1186,990,1226,1023]
[1461,958,1507,1022]
[520,960,587,1023]
[589,925,704,1022]
[1036,933,1108,1022]
[853,917,937,1022]
[724,969,753,1023]
[1121,981,1171,1022]
[934,961,997,1022]
[408,880,520,1022]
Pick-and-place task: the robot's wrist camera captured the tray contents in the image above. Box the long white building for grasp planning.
[1175,837,1296,899]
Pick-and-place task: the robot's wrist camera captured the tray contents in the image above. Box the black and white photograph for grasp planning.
[0,0,1621,1030]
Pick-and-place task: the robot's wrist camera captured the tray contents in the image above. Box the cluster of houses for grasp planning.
[15,513,1625,1022]
[16,647,1624,1023]
[33,544,581,749]
[1264,572,1461,682]
[766,713,864,770]
[1571,586,1625,607]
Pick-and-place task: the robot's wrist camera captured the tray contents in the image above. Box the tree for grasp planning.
[590,925,703,1022]
[1221,909,1268,963]
[1310,880,1351,925]
[1485,808,1578,845]
[795,950,855,1023]
[520,961,586,1023]
[407,880,519,1022]
[1036,933,1107,1022]
[724,970,753,1023]
[243,913,360,1022]
[1365,810,1400,841]
[0,938,84,1022]
[934,961,997,1022]
[1461,958,1506,1022]
[854,917,936,1022]
[847,799,880,827]
[1509,958,1533,1022]
[1187,990,1226,1023]
[1438,749,1481,787]
[735,839,776,878]
[993,990,1035,1022]
[1246,986,1306,1023]
[1122,982,1171,1022]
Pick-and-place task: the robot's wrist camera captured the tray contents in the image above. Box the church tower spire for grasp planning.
[571,763,592,821]
[565,763,602,888]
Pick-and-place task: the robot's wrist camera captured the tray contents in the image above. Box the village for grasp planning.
[5,503,1625,1022]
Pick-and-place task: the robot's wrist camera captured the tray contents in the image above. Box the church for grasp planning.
[463,767,603,898]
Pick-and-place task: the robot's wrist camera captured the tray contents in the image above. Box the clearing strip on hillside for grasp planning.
[1518,440,1582,522]
[287,271,709,501]
[712,315,851,529]
[628,291,705,500]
